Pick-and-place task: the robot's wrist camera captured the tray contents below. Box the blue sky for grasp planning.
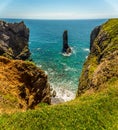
[0,0,118,19]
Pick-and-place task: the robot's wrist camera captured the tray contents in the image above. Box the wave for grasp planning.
[37,48,40,51]
[50,80,76,103]
[86,56,88,59]
[72,47,77,55]
[52,86,75,102]
[37,64,42,68]
[44,71,48,76]
[64,66,77,72]
[29,41,31,44]
[62,47,74,57]
[56,88,75,102]
[83,48,90,52]
[62,53,72,57]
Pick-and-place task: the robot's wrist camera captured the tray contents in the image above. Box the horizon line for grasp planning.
[0,17,116,21]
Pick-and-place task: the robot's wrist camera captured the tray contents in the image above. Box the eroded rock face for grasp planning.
[77,19,118,96]
[62,30,72,54]
[0,21,30,60]
[90,26,101,50]
[0,56,51,109]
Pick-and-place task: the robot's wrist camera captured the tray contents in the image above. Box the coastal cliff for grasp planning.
[0,21,51,111]
[77,19,118,96]
[0,19,118,129]
[0,21,30,60]
[0,56,50,110]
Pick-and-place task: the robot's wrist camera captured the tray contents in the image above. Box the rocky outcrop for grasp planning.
[0,21,30,60]
[62,30,72,54]
[0,20,51,111]
[90,26,101,50]
[77,19,118,96]
[0,56,51,109]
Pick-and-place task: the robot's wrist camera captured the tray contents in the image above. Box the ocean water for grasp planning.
[2,18,107,101]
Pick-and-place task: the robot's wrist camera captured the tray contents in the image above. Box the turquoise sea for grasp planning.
[2,19,107,101]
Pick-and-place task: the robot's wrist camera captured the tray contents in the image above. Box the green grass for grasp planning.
[0,83,118,130]
[0,19,118,130]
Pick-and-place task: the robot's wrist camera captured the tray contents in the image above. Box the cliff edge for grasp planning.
[0,21,30,60]
[77,19,118,96]
[0,21,51,112]
[0,56,50,111]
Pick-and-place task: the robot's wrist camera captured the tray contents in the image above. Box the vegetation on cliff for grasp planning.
[0,82,117,129]
[0,21,51,112]
[0,21,30,60]
[0,56,50,112]
[0,19,118,129]
[77,19,118,96]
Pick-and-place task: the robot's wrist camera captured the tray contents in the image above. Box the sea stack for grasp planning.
[62,30,72,54]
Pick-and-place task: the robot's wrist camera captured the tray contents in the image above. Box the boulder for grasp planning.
[0,20,30,60]
[62,30,72,54]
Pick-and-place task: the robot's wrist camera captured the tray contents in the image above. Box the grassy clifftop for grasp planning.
[0,81,118,129]
[0,19,118,129]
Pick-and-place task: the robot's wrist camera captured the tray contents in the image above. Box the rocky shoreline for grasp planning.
[0,20,71,110]
[0,19,118,111]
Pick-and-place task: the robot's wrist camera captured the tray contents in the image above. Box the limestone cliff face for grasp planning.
[77,19,118,96]
[0,21,30,60]
[0,56,50,110]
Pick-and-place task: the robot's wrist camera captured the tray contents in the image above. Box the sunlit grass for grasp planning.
[0,81,117,130]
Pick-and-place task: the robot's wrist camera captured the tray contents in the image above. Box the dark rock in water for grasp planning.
[0,20,30,60]
[52,90,56,97]
[62,30,72,54]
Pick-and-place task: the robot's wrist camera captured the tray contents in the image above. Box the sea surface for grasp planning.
[2,18,107,101]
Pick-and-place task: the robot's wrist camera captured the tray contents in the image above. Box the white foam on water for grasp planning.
[45,71,48,76]
[37,48,40,51]
[64,66,76,72]
[56,88,75,102]
[61,62,66,66]
[29,41,31,44]
[62,53,72,57]
[62,47,74,57]
[55,88,75,102]
[83,48,90,52]
[86,56,88,59]
[71,46,77,54]
[37,65,42,68]
[50,83,76,102]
